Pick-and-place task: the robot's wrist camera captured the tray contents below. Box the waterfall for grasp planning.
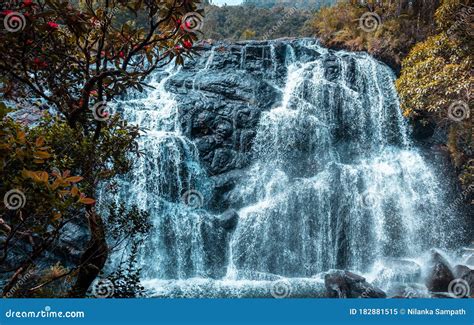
[101,40,467,297]
[228,45,457,278]
[102,67,216,279]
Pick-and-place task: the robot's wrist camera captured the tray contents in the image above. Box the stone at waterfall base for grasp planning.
[425,250,455,293]
[324,270,386,298]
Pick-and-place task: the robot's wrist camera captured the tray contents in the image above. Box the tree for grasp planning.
[303,0,440,70]
[396,0,472,189]
[0,0,203,297]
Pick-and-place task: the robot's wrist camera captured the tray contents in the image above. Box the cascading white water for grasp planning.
[101,40,467,297]
[103,67,216,280]
[228,45,458,278]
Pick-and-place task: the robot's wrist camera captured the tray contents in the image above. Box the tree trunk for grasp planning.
[68,208,108,298]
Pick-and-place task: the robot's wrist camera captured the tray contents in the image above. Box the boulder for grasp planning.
[453,265,474,298]
[425,250,455,292]
[453,264,471,278]
[216,209,239,231]
[324,270,386,298]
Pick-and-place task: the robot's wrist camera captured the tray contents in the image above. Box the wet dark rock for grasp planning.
[292,42,321,63]
[0,217,89,286]
[412,118,436,140]
[324,270,386,298]
[425,250,455,292]
[217,209,239,231]
[200,221,228,279]
[164,39,370,211]
[453,265,474,297]
[209,170,247,212]
[211,148,236,174]
[453,264,471,278]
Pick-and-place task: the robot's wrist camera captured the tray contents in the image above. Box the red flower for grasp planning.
[33,57,47,68]
[23,0,33,6]
[185,21,192,29]
[47,21,59,29]
[176,19,181,25]
[119,51,125,59]
[90,90,98,96]
[2,10,14,15]
[26,39,33,45]
[183,40,193,49]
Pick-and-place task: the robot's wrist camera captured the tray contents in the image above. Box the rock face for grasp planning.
[425,250,455,293]
[216,209,239,231]
[169,42,284,180]
[453,264,474,298]
[166,40,361,214]
[324,270,386,298]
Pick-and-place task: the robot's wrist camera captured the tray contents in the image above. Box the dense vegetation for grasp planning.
[201,3,314,40]
[396,0,472,189]
[304,0,440,70]
[242,0,335,9]
[305,0,472,191]
[0,0,201,298]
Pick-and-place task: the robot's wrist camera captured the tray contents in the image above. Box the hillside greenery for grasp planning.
[201,3,314,40]
[303,0,472,191]
[396,0,473,188]
[242,0,336,9]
